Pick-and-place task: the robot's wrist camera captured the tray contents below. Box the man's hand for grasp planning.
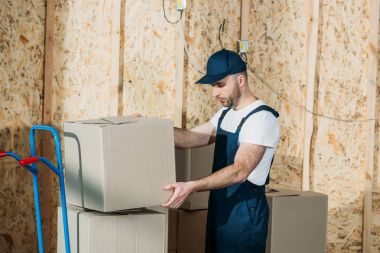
[161,182,195,209]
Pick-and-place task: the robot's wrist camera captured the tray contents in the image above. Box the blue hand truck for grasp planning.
[0,125,71,253]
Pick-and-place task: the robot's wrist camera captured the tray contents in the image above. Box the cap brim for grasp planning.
[195,73,229,84]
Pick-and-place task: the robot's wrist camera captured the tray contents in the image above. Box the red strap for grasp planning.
[0,152,7,157]
[19,157,39,166]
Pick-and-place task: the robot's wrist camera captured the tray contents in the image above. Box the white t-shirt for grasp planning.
[209,100,280,185]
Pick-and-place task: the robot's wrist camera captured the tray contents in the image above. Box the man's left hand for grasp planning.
[161,181,195,209]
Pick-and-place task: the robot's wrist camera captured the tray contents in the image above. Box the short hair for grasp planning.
[232,71,248,83]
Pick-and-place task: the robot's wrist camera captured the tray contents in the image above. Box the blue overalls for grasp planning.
[205,105,279,253]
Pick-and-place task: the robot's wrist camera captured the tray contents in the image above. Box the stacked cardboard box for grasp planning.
[63,116,176,212]
[167,145,214,253]
[175,144,214,210]
[265,188,328,253]
[58,116,176,253]
[57,206,168,253]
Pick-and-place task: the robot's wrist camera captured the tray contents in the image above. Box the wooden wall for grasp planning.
[1,1,380,252]
[0,0,45,252]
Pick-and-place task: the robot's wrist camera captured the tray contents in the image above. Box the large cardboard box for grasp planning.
[57,206,168,253]
[266,188,328,253]
[177,210,208,253]
[63,116,176,211]
[175,144,214,209]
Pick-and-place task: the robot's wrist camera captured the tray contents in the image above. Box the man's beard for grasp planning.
[219,83,240,108]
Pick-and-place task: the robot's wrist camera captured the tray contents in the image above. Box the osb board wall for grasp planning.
[183,0,241,128]
[0,0,45,252]
[122,0,177,119]
[53,0,120,125]
[372,18,380,252]
[312,1,371,252]
[248,0,308,190]
[249,0,378,252]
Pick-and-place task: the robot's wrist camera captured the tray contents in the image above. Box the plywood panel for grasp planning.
[249,0,309,190]
[0,0,45,252]
[313,1,371,252]
[371,10,380,252]
[53,0,120,124]
[122,0,177,119]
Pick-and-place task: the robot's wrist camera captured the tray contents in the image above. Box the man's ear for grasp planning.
[237,74,246,87]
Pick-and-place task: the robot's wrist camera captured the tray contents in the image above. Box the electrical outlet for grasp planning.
[237,40,249,53]
[176,0,186,10]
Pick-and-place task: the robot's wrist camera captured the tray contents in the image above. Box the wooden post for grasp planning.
[302,0,320,191]
[363,0,379,252]
[41,0,55,250]
[118,0,125,116]
[174,16,186,128]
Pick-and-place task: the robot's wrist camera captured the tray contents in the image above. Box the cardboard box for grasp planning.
[266,188,328,253]
[147,206,178,251]
[63,116,176,211]
[177,210,207,253]
[57,206,168,253]
[168,209,178,251]
[175,144,214,209]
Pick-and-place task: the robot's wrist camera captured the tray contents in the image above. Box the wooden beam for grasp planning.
[363,0,379,252]
[302,0,320,191]
[41,0,55,250]
[118,0,125,116]
[240,0,249,41]
[174,16,185,128]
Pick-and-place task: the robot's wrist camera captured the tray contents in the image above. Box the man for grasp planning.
[162,49,280,253]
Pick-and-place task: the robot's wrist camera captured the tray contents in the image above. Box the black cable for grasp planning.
[219,19,226,49]
[162,0,183,24]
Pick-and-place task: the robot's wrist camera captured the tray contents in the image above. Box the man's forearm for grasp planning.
[174,128,192,148]
[174,127,211,149]
[190,163,248,192]
[190,144,266,192]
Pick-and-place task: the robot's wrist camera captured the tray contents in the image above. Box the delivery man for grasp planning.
[162,49,280,253]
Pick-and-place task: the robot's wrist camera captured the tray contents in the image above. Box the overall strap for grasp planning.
[236,105,279,185]
[237,105,279,131]
[217,107,232,128]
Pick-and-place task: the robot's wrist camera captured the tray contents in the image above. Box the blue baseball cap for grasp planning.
[196,49,247,84]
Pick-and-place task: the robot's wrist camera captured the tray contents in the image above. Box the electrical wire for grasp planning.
[242,53,376,123]
[218,19,226,49]
[161,0,205,73]
[162,0,183,24]
[180,19,206,74]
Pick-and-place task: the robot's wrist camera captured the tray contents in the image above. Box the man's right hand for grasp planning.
[161,181,196,209]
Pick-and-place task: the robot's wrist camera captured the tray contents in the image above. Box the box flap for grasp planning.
[266,187,300,197]
[100,116,137,124]
[64,116,138,125]
[65,119,108,124]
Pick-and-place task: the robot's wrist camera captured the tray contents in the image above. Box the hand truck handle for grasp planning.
[19,156,60,175]
[30,125,64,172]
